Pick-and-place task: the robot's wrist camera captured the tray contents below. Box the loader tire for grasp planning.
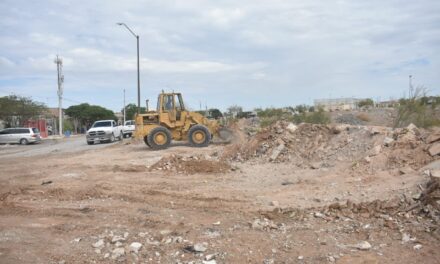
[147,126,172,150]
[144,136,151,147]
[188,125,211,147]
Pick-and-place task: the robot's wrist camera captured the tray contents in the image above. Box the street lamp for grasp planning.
[117,22,141,114]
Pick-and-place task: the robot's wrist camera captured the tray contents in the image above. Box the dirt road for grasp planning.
[0,124,439,263]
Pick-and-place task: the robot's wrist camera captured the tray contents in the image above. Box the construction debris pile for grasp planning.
[222,121,440,171]
[150,154,231,174]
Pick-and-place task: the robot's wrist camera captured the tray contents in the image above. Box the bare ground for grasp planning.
[0,128,439,264]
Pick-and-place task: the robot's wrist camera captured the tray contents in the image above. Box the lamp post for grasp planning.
[117,22,141,114]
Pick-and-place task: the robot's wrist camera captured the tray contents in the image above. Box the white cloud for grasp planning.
[0,0,439,111]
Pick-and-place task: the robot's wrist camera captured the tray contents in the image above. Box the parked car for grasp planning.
[86,120,123,145]
[0,127,42,145]
[122,120,135,138]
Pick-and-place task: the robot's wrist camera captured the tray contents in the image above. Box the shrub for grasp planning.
[394,87,440,128]
[356,113,371,122]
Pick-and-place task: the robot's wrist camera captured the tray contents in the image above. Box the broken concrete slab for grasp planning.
[428,142,440,156]
[427,133,440,144]
[269,144,285,161]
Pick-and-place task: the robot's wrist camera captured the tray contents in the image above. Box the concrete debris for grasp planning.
[430,170,440,177]
[413,244,422,250]
[310,162,321,169]
[383,137,394,146]
[354,241,372,250]
[115,241,123,247]
[193,243,207,252]
[184,243,208,253]
[111,235,125,243]
[129,242,142,253]
[401,233,411,243]
[399,166,415,175]
[111,247,125,259]
[286,123,298,133]
[269,144,285,161]
[426,132,440,144]
[251,218,278,230]
[270,201,280,207]
[205,253,217,261]
[92,239,104,248]
[428,143,440,156]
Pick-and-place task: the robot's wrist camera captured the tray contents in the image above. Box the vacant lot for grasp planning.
[0,123,439,263]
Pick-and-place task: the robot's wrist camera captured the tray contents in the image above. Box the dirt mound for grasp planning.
[221,121,382,167]
[150,154,231,174]
[222,121,440,172]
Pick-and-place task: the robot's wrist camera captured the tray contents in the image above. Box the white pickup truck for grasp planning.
[122,120,135,138]
[86,120,123,145]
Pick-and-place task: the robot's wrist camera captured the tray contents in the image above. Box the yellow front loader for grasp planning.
[134,91,231,150]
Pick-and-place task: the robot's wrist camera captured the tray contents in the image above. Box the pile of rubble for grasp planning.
[150,154,231,174]
[222,121,440,172]
[334,113,364,125]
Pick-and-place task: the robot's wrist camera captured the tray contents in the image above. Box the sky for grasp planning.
[0,0,439,112]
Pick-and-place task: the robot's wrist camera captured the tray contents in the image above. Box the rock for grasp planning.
[328,256,336,262]
[269,144,285,161]
[364,156,371,163]
[94,248,101,254]
[115,241,123,247]
[92,239,105,248]
[129,242,142,253]
[286,123,298,133]
[123,232,129,238]
[203,261,217,264]
[205,253,217,261]
[193,243,207,252]
[431,170,440,177]
[413,244,422,250]
[104,253,110,258]
[310,162,321,169]
[314,212,325,218]
[270,201,280,207]
[383,137,394,146]
[371,145,382,156]
[428,142,440,156]
[401,233,411,243]
[407,123,419,134]
[298,256,304,260]
[354,241,372,250]
[111,235,125,243]
[426,133,440,143]
[399,166,415,175]
[111,247,125,259]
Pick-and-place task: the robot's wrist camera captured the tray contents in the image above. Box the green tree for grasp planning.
[209,108,223,119]
[357,99,374,108]
[0,95,47,127]
[66,103,116,131]
[122,103,146,120]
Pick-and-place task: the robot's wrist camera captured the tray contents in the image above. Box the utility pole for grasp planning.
[409,75,413,98]
[117,23,141,114]
[54,55,64,136]
[123,89,126,124]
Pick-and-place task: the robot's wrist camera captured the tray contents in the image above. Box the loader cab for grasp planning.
[159,92,186,123]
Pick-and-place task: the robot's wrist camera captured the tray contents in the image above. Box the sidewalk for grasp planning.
[42,134,83,140]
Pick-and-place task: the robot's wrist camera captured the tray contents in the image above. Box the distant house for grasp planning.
[314,98,366,111]
[377,100,400,108]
